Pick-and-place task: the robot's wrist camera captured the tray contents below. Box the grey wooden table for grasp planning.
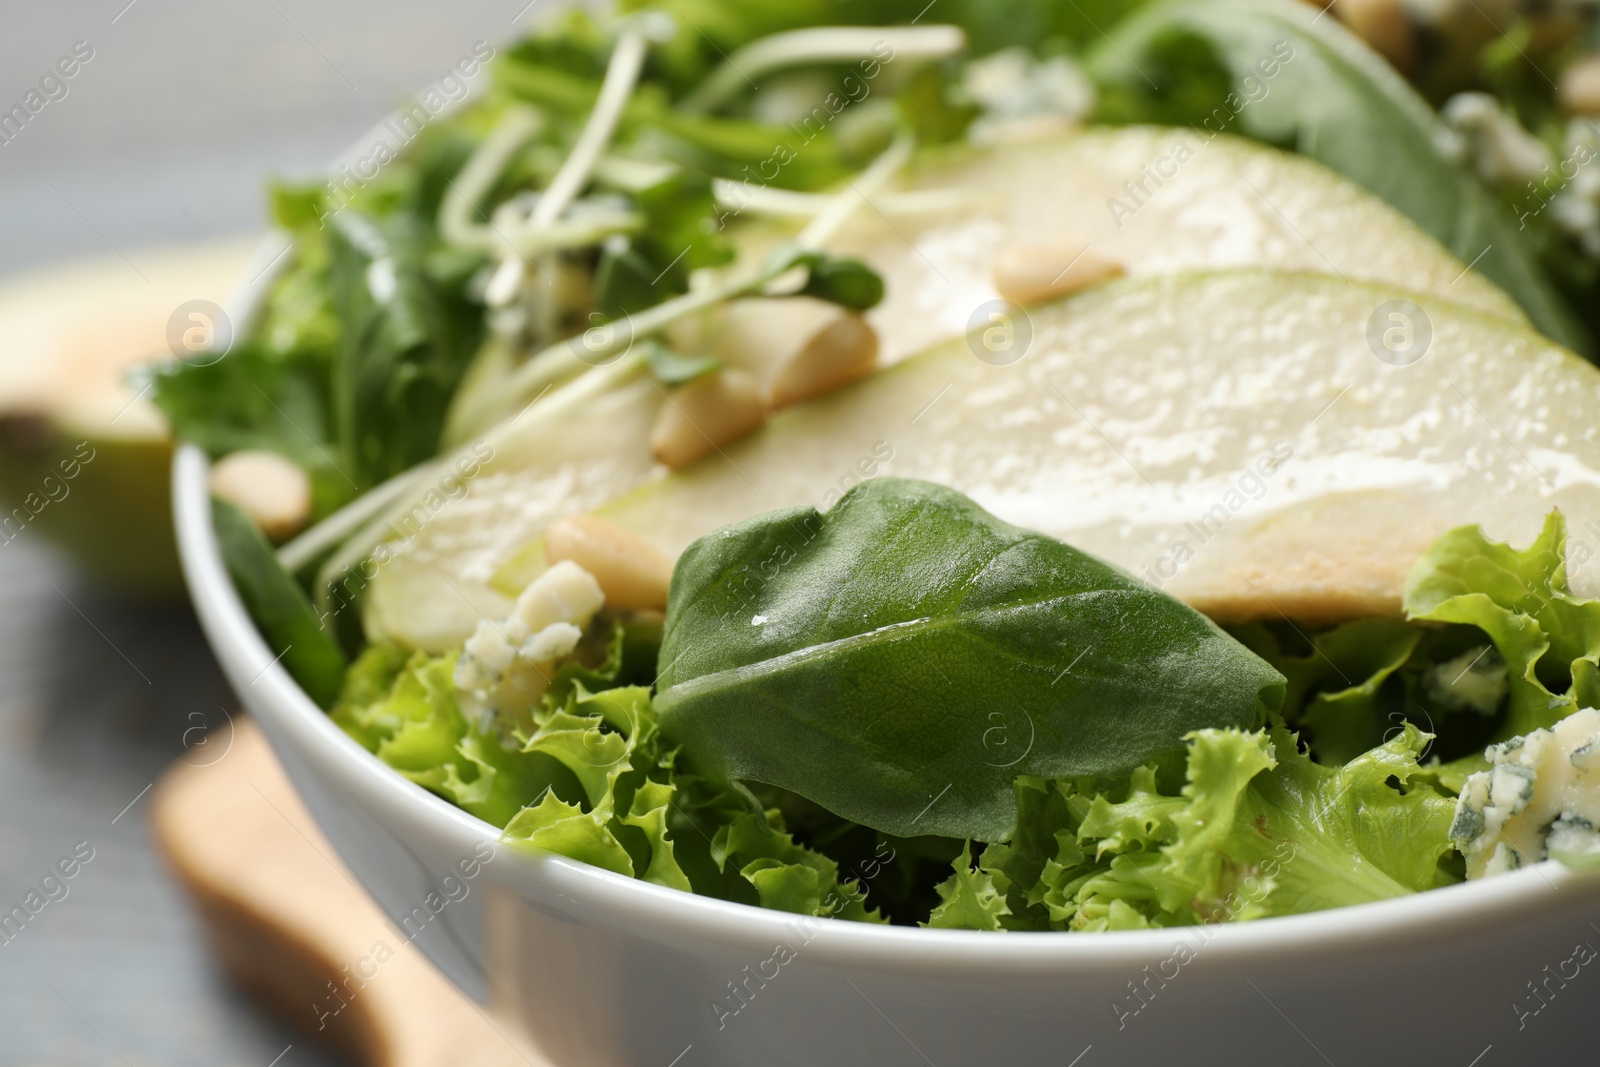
[0,2,537,1062]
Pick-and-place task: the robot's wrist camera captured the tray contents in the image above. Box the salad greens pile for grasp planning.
[149,0,1599,501]
[154,0,1600,930]
[326,477,1600,930]
[653,479,1282,843]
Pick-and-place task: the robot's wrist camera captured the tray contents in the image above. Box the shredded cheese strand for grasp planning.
[713,181,981,219]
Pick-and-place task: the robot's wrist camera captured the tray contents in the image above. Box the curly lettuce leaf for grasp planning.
[1233,613,1519,773]
[327,515,1587,929]
[506,684,883,918]
[1406,512,1600,733]
[333,649,880,919]
[930,725,1457,931]
[332,647,571,826]
[1177,725,1457,916]
[928,842,1011,930]
[1277,621,1420,765]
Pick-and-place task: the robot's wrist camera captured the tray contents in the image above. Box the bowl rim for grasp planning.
[178,172,1600,976]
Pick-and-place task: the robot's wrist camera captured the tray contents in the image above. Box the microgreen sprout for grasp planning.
[682,25,967,115]
[711,181,983,219]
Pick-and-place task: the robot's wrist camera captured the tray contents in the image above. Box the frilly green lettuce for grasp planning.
[929,724,1456,931]
[329,511,1600,928]
[1406,512,1600,734]
[331,643,881,920]
[332,646,573,827]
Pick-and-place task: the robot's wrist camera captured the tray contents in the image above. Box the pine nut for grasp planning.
[513,559,604,634]
[1560,55,1600,116]
[991,244,1124,307]
[545,513,673,611]
[209,450,312,543]
[1334,0,1415,72]
[650,369,766,470]
[769,313,880,409]
[669,297,853,377]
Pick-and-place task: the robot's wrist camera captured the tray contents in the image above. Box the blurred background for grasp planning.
[0,2,531,1063]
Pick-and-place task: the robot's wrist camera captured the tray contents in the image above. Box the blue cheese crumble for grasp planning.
[454,560,605,729]
[1452,708,1600,878]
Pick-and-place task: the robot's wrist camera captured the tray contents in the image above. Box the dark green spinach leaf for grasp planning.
[655,478,1284,841]
[213,498,347,708]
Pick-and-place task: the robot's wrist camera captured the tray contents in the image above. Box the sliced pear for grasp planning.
[599,270,1600,623]
[363,124,1528,651]
[366,376,665,650]
[0,239,257,595]
[368,270,1600,650]
[705,125,1525,375]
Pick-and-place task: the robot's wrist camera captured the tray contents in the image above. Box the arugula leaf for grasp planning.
[627,0,1154,73]
[594,176,733,317]
[1088,0,1591,356]
[798,256,887,310]
[621,0,898,92]
[149,343,343,507]
[212,498,347,708]
[936,0,1155,56]
[594,239,668,320]
[655,478,1284,842]
[158,170,486,524]
[642,340,723,385]
[635,170,734,278]
[261,183,340,358]
[494,58,856,191]
[150,341,371,528]
[325,211,487,488]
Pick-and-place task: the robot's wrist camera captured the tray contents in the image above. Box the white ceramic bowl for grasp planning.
[175,255,1600,1067]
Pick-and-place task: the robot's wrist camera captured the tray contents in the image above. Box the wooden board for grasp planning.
[150,717,552,1067]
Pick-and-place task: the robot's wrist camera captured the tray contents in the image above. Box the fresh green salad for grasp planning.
[158,0,1600,930]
